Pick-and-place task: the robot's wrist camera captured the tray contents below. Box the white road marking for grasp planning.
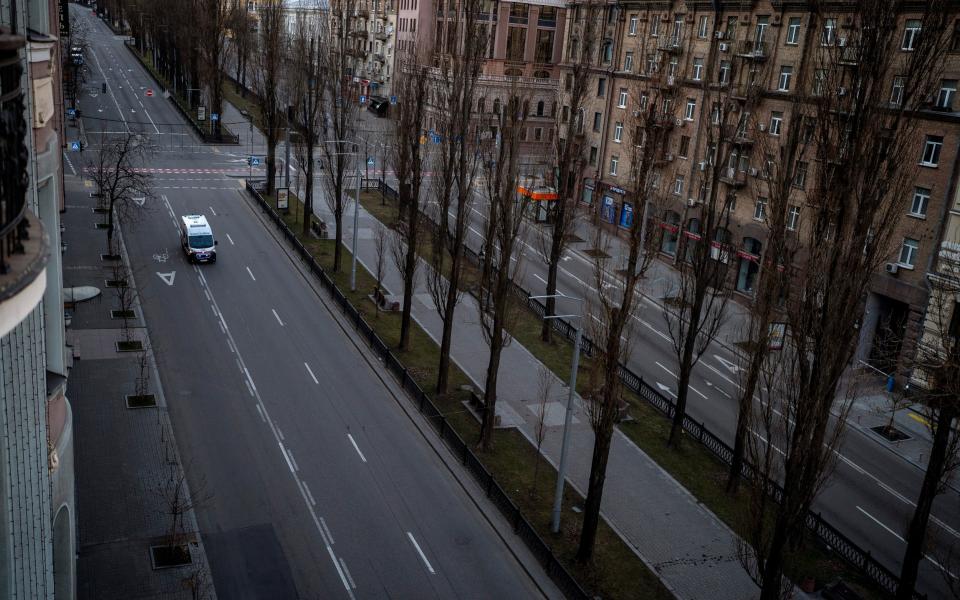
[279,443,297,474]
[305,362,319,384]
[407,532,436,574]
[272,309,285,326]
[209,206,217,216]
[856,506,958,578]
[654,362,708,399]
[339,557,357,589]
[246,266,256,281]
[303,481,317,506]
[320,516,334,543]
[534,273,547,285]
[347,433,367,463]
[226,233,234,245]
[254,403,266,423]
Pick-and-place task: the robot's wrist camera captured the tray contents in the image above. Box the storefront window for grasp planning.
[600,195,617,223]
[736,237,762,293]
[661,210,680,255]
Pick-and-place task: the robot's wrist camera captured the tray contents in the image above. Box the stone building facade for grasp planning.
[559,0,960,379]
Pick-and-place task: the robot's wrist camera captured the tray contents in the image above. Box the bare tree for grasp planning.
[427,0,485,396]
[197,0,229,140]
[253,0,287,196]
[530,365,554,500]
[732,4,951,598]
[390,51,430,350]
[477,93,530,451]
[289,10,327,238]
[87,131,154,256]
[319,0,359,272]
[372,222,388,316]
[575,68,672,563]
[538,2,600,343]
[227,0,253,96]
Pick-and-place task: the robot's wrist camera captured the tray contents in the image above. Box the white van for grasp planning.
[180,214,217,263]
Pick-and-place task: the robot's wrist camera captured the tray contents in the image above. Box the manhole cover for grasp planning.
[115,340,144,352]
[870,425,911,442]
[111,309,136,319]
[104,279,128,288]
[100,254,121,262]
[95,223,111,230]
[126,394,156,408]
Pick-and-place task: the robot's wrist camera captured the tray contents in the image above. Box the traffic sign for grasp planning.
[431,134,441,145]
[249,156,261,167]
[359,95,367,104]
[389,95,397,105]
[211,113,219,121]
[66,108,76,118]
[145,88,153,97]
[70,141,81,151]
[367,157,375,167]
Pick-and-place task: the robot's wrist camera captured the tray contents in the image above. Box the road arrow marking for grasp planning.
[133,197,145,206]
[655,382,677,398]
[156,271,176,286]
[714,354,740,374]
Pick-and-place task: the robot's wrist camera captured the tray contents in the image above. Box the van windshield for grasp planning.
[189,234,214,249]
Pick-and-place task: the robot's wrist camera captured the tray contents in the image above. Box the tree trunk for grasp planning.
[301,146,314,238]
[668,337,697,447]
[479,326,503,451]
[399,199,418,350]
[436,247,463,396]
[728,347,764,493]
[576,416,613,562]
[333,182,344,273]
[896,404,957,599]
[759,516,790,600]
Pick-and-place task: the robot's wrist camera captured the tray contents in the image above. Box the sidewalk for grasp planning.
[62,116,217,599]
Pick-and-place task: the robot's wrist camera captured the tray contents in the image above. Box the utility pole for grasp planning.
[284,105,293,189]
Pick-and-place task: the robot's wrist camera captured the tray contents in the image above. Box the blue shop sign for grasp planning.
[619,201,634,228]
[600,195,616,223]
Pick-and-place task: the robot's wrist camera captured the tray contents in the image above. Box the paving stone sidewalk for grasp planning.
[62,156,217,600]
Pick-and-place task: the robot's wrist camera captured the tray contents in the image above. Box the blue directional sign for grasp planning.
[211,113,219,121]
[367,157,375,167]
[389,95,397,105]
[66,108,77,118]
[70,141,81,151]
[249,156,261,167]
[359,95,367,104]
[431,134,441,145]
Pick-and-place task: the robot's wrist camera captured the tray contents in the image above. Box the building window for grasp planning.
[629,14,638,36]
[786,17,801,45]
[821,17,837,46]
[937,80,957,110]
[778,65,793,91]
[535,29,555,63]
[787,205,800,230]
[769,111,783,135]
[640,92,649,110]
[602,40,613,63]
[610,154,619,175]
[624,52,634,72]
[673,174,684,195]
[679,135,690,158]
[651,14,660,37]
[725,16,737,40]
[813,69,827,96]
[668,57,679,77]
[754,197,767,221]
[698,15,709,39]
[507,27,526,61]
[922,135,944,166]
[719,60,731,85]
[597,78,606,97]
[736,237,763,293]
[646,53,658,75]
[662,211,681,255]
[793,161,808,189]
[684,98,696,121]
[618,88,628,108]
[891,76,905,105]
[692,57,704,81]
[903,19,922,51]
[561,105,569,123]
[613,121,623,142]
[910,187,931,217]
[711,102,721,125]
[589,146,598,165]
[593,112,602,132]
[899,238,919,267]
[534,127,542,141]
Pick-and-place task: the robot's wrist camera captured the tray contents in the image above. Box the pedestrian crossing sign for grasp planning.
[70,141,81,151]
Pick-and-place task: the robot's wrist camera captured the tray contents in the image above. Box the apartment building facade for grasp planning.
[560,1,960,379]
[394,0,566,166]
[345,0,397,97]
[0,0,74,597]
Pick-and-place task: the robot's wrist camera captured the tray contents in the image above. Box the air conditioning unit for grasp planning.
[758,123,767,132]
[667,75,676,86]
[698,160,708,171]
[665,153,674,161]
[719,42,729,52]
[675,117,683,127]
[838,87,848,96]
[838,37,847,47]
[715,30,725,39]
[749,167,759,176]
[687,197,697,207]
[885,262,900,274]
[633,110,642,117]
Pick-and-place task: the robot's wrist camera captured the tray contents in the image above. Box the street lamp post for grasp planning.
[530,293,583,534]
[320,140,363,291]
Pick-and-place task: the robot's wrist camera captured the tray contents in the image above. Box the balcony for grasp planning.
[837,45,859,66]
[722,124,754,146]
[656,36,683,54]
[719,166,747,187]
[355,7,370,18]
[349,28,368,38]
[375,30,388,41]
[735,40,768,61]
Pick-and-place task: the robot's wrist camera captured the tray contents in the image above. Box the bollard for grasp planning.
[886,375,895,392]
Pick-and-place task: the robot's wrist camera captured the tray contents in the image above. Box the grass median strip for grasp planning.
[263,189,673,600]
[355,190,888,598]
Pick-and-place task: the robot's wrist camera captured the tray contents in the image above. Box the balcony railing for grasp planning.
[736,39,769,60]
[720,166,747,187]
[656,36,682,54]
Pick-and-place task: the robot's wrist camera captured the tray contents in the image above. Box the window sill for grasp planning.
[919,162,940,168]
[617,104,627,109]
[897,263,916,270]
[613,139,622,144]
[906,212,927,220]
[753,217,765,223]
